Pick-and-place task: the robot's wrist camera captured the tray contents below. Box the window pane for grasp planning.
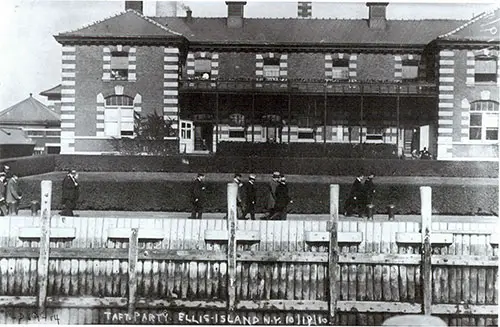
[470,114,482,127]
[475,59,496,74]
[402,65,418,79]
[263,65,280,77]
[105,122,119,136]
[332,67,348,79]
[111,56,129,69]
[469,127,482,140]
[484,113,499,128]
[486,128,498,140]
[194,59,211,73]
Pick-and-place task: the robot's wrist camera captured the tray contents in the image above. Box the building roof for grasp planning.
[152,17,467,47]
[56,9,183,40]
[40,84,62,97]
[0,127,35,145]
[54,8,467,49]
[0,95,60,125]
[438,7,500,42]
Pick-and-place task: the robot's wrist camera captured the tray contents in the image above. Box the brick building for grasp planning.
[52,1,499,160]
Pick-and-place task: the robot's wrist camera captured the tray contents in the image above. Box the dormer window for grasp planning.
[475,56,497,83]
[263,57,280,79]
[111,51,129,81]
[194,59,211,79]
[402,60,418,80]
[332,59,349,80]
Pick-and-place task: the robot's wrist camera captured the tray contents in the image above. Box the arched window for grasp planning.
[469,100,499,141]
[104,95,135,137]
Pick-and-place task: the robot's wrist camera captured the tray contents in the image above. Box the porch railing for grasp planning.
[179,79,437,95]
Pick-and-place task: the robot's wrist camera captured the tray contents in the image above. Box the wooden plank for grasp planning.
[420,186,432,316]
[431,304,499,315]
[462,223,471,326]
[305,231,362,244]
[364,221,374,326]
[107,227,165,241]
[389,222,400,302]
[127,228,139,316]
[328,184,339,325]
[396,232,453,245]
[37,180,52,317]
[227,182,238,311]
[337,300,421,313]
[237,299,328,311]
[431,255,498,267]
[381,222,391,303]
[18,227,76,240]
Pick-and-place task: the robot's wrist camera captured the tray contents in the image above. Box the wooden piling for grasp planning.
[420,186,432,315]
[37,180,52,317]
[128,228,139,316]
[227,182,238,311]
[328,185,339,325]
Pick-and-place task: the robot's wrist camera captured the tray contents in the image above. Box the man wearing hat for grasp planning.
[0,173,7,216]
[190,173,206,219]
[242,174,257,220]
[264,171,280,219]
[271,174,292,220]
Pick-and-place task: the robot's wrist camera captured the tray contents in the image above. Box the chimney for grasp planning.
[297,2,312,18]
[366,2,388,29]
[125,1,143,14]
[186,9,192,22]
[225,1,246,28]
[156,1,177,16]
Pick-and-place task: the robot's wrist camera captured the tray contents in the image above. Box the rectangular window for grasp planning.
[194,59,211,78]
[332,59,349,80]
[298,131,314,139]
[104,108,134,137]
[263,57,280,79]
[229,130,245,138]
[110,52,129,81]
[475,57,497,83]
[366,127,384,141]
[469,101,499,141]
[402,60,419,80]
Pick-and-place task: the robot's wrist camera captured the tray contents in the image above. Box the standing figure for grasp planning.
[263,171,280,219]
[233,173,244,219]
[0,173,8,216]
[364,173,376,216]
[61,169,79,217]
[190,173,206,219]
[271,175,292,220]
[344,174,364,217]
[6,175,22,215]
[242,174,257,220]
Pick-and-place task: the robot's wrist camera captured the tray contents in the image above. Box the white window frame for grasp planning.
[474,56,498,83]
[194,58,211,78]
[332,59,349,80]
[469,101,499,142]
[104,95,135,138]
[402,60,419,80]
[263,57,280,80]
[110,51,129,81]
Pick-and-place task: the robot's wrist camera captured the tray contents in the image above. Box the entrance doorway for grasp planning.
[194,123,213,152]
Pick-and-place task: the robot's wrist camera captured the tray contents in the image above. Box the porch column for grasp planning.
[360,91,364,144]
[288,93,291,144]
[396,94,400,156]
[216,84,219,149]
[251,93,255,143]
[323,84,327,146]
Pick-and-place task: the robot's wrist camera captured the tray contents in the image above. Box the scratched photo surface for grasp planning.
[0,0,498,326]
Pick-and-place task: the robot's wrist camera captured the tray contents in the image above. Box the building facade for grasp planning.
[53,1,499,160]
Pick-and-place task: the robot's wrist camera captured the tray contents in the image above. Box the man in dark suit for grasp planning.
[344,174,364,217]
[242,174,257,220]
[190,173,206,219]
[61,169,79,216]
[271,175,292,220]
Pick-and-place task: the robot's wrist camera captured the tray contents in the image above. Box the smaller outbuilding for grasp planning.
[0,127,35,158]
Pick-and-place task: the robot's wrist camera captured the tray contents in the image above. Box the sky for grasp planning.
[0,0,497,111]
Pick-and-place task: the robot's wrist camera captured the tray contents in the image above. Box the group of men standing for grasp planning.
[190,171,292,220]
[0,165,22,216]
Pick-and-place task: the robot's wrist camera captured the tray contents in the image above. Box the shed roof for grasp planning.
[0,95,60,125]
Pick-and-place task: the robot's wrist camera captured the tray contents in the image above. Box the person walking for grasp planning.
[242,174,257,220]
[190,173,206,219]
[6,174,22,215]
[344,174,364,217]
[271,175,292,220]
[364,173,376,217]
[61,169,80,217]
[263,171,280,220]
[0,173,8,216]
